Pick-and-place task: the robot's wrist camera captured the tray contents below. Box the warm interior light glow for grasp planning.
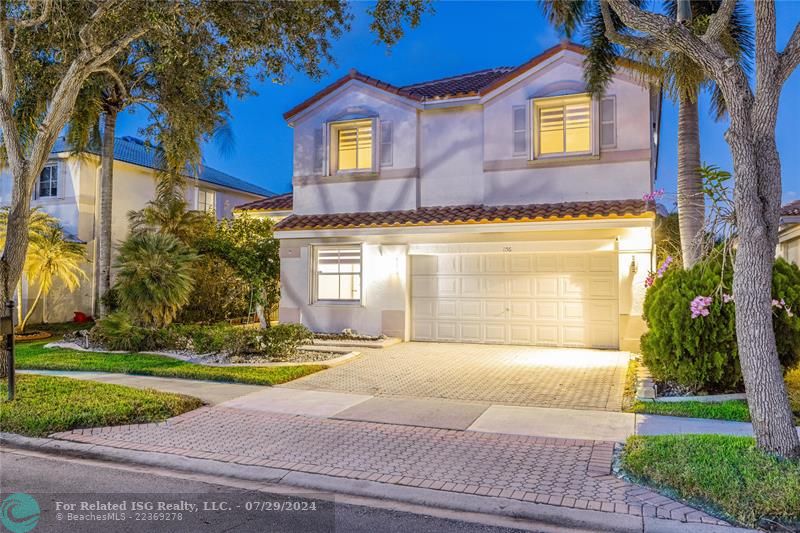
[337,119,372,171]
[537,95,591,156]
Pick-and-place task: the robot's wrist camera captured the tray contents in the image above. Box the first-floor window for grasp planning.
[315,246,362,302]
[37,165,58,198]
[197,188,216,213]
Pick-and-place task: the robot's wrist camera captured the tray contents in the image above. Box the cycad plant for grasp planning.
[114,232,196,328]
[127,193,215,245]
[538,0,752,268]
[20,225,87,331]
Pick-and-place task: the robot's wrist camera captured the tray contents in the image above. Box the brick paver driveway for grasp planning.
[286,342,629,411]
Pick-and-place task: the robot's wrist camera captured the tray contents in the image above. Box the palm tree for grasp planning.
[114,232,196,328]
[127,194,215,245]
[539,0,752,268]
[0,208,61,325]
[19,225,87,331]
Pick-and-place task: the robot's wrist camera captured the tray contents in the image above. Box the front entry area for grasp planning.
[411,252,619,349]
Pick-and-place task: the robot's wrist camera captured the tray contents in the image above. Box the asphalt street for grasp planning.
[0,449,562,533]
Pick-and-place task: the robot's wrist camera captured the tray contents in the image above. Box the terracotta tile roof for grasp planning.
[284,42,590,120]
[400,67,515,100]
[782,200,800,217]
[274,199,652,231]
[236,192,293,212]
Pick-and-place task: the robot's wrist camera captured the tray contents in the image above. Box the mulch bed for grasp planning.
[14,330,53,342]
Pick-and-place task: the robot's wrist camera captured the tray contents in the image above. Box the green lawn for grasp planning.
[0,374,202,437]
[630,368,800,424]
[16,340,326,386]
[622,435,800,527]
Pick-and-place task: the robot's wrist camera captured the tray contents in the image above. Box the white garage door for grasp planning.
[411,252,619,349]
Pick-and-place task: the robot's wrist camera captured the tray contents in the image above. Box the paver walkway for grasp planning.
[285,342,629,411]
[52,407,728,527]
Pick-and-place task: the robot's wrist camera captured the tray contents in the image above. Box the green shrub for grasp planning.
[89,312,154,352]
[178,256,251,324]
[253,323,313,359]
[114,232,196,328]
[642,256,800,392]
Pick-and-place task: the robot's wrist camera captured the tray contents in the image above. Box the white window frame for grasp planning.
[312,244,363,304]
[196,187,216,214]
[531,93,597,160]
[600,95,617,149]
[35,164,59,199]
[328,118,377,174]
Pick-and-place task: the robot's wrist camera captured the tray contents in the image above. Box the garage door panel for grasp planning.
[461,255,482,274]
[411,252,619,349]
[437,300,457,319]
[459,300,482,319]
[459,323,482,342]
[485,300,507,319]
[485,255,507,273]
[510,277,534,296]
[535,278,559,298]
[484,324,507,344]
[535,301,559,321]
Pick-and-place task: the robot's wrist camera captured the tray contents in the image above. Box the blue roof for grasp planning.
[52,136,274,197]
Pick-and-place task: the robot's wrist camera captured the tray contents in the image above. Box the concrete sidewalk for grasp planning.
[21,370,264,405]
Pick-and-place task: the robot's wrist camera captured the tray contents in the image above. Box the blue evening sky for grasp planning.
[117,1,800,207]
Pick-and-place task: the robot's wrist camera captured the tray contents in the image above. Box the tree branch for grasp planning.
[78,0,127,49]
[97,66,129,102]
[606,0,728,77]
[599,1,661,53]
[778,21,800,83]
[12,0,53,29]
[703,0,736,44]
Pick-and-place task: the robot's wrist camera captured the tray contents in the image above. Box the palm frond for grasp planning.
[538,0,589,37]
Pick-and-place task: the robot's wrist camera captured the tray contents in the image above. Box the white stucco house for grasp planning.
[0,135,272,324]
[248,42,660,351]
[779,200,800,265]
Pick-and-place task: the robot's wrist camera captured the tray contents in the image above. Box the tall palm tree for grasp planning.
[539,0,752,268]
[19,225,87,331]
[127,194,215,245]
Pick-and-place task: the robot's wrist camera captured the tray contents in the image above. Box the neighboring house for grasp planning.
[260,42,660,351]
[0,135,272,324]
[236,192,294,222]
[778,200,800,265]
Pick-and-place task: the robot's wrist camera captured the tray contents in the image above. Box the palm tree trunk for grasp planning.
[677,92,705,268]
[95,109,118,317]
[20,283,44,332]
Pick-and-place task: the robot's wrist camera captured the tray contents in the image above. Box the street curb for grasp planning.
[0,433,752,533]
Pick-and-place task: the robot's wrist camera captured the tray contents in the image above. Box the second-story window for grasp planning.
[37,165,58,199]
[533,94,592,158]
[197,188,216,214]
[331,119,374,173]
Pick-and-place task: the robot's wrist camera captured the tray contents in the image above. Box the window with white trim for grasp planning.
[315,246,362,302]
[197,188,216,213]
[36,165,58,198]
[533,94,592,158]
[330,119,374,173]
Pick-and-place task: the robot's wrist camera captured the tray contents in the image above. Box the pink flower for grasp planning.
[642,188,666,203]
[722,293,734,304]
[690,295,713,319]
[644,274,655,288]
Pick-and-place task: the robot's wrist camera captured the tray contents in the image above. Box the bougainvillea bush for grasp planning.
[641,256,800,392]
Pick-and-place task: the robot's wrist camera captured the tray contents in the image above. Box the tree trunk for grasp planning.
[677,92,704,268]
[95,109,118,317]
[727,99,800,459]
[20,283,43,332]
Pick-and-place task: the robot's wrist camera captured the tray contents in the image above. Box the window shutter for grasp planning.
[380,121,393,167]
[600,96,616,147]
[512,106,527,155]
[313,127,324,174]
[58,161,66,199]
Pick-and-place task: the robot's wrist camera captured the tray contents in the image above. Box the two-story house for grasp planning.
[0,135,272,324]
[263,42,659,351]
[779,200,800,265]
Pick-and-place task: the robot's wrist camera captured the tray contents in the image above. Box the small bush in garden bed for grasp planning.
[621,434,800,527]
[641,256,800,392]
[88,316,313,358]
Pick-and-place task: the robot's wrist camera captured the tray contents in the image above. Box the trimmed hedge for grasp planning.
[641,257,800,392]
